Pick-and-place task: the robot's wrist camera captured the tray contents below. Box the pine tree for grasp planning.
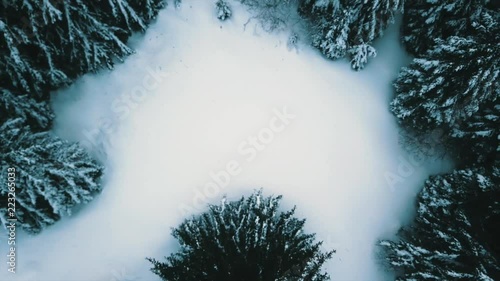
[299,0,340,12]
[299,0,404,70]
[0,0,165,98]
[349,42,376,71]
[381,166,500,280]
[382,1,500,279]
[450,103,499,167]
[390,33,499,164]
[147,190,334,281]
[347,0,404,46]
[401,0,497,56]
[0,118,103,234]
[0,88,53,131]
[308,7,351,60]
[0,0,166,234]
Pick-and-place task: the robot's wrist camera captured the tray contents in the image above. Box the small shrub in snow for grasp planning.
[147,190,334,281]
[216,0,232,21]
[240,0,300,32]
[287,32,300,51]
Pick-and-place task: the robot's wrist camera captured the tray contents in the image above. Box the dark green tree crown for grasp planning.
[148,190,334,281]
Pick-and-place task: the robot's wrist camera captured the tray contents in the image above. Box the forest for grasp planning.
[0,0,498,280]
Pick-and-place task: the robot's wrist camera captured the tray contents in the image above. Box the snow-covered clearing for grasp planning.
[1,1,450,280]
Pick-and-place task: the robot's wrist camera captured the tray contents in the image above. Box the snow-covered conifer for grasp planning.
[0,88,53,131]
[147,190,334,281]
[347,0,403,46]
[401,0,497,56]
[0,118,103,234]
[309,8,352,60]
[300,0,403,69]
[450,103,499,166]
[0,0,165,234]
[0,0,165,98]
[381,166,500,280]
[390,34,499,160]
[382,3,500,279]
[349,43,376,71]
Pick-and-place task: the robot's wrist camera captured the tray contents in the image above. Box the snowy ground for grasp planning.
[1,1,450,281]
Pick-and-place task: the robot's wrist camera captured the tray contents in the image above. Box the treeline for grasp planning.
[380,0,499,280]
[234,0,404,70]
[0,0,165,234]
[299,0,404,70]
[1,1,498,279]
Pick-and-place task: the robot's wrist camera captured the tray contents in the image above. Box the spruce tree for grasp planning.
[147,190,334,281]
[0,88,53,131]
[0,118,103,234]
[347,0,404,46]
[381,166,500,280]
[299,0,404,70]
[383,1,499,279]
[401,0,497,56]
[0,0,165,98]
[0,89,103,234]
[349,42,376,71]
[390,33,499,165]
[0,0,165,234]
[450,103,499,167]
[306,7,351,61]
[346,0,404,70]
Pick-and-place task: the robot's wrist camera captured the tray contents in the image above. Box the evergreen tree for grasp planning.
[0,88,53,131]
[0,0,165,234]
[147,190,334,281]
[381,166,500,280]
[299,0,404,70]
[0,118,103,234]
[349,42,376,71]
[307,7,351,60]
[390,32,499,164]
[401,0,498,56]
[0,0,165,98]
[0,89,103,234]
[347,0,404,46]
[384,4,499,278]
[450,103,499,167]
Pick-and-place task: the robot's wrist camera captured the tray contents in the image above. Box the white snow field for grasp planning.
[1,1,450,281]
